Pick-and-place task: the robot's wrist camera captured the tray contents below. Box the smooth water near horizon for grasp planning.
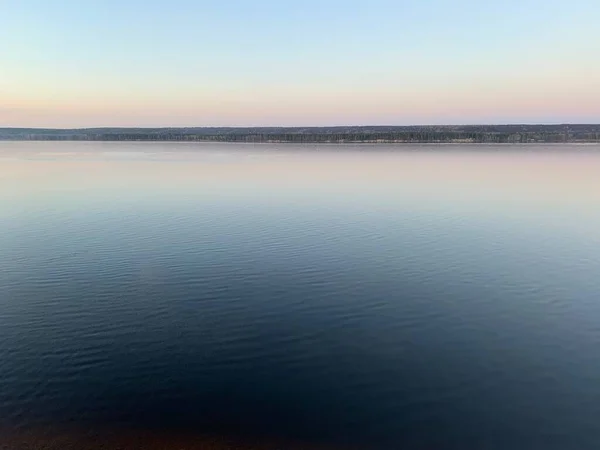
[1,142,600,449]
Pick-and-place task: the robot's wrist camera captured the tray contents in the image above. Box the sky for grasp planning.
[1,0,599,127]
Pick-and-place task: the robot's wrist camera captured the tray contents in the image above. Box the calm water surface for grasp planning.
[1,142,600,449]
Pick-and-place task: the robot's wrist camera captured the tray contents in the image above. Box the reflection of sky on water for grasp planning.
[2,143,600,234]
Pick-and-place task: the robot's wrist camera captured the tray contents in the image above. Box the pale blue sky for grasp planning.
[1,0,599,127]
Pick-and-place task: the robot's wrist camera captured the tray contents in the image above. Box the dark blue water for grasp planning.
[1,143,600,449]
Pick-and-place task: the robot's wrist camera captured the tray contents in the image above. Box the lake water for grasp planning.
[1,142,600,449]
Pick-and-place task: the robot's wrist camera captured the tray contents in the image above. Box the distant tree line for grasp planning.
[1,125,599,143]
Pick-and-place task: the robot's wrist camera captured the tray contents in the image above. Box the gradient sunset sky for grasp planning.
[2,0,599,128]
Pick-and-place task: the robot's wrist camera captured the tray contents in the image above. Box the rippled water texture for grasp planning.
[1,142,600,449]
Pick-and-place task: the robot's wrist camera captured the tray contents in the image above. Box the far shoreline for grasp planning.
[1,124,599,145]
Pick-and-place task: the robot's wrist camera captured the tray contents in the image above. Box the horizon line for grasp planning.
[2,123,599,131]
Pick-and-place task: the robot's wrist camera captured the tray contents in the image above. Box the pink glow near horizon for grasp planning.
[2,1,599,127]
